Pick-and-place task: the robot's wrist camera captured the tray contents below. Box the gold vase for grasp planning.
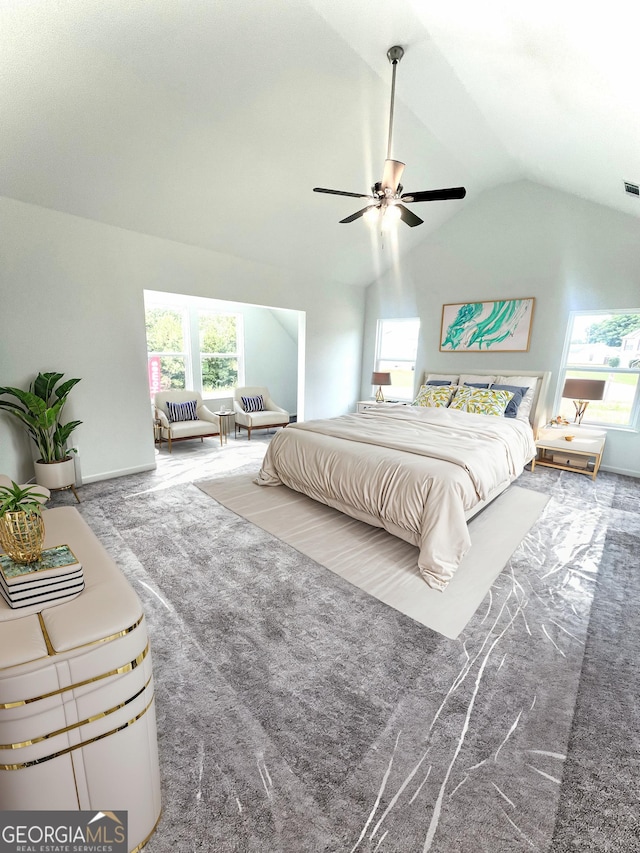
[0,511,46,564]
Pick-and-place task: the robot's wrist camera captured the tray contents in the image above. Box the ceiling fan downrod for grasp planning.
[386,45,404,161]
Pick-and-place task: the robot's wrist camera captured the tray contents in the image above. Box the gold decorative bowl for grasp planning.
[564,435,575,442]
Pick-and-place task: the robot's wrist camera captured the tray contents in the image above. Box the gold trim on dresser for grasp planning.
[0,674,152,750]
[0,642,150,709]
[36,613,145,657]
[0,691,155,770]
[130,809,162,853]
[37,612,56,656]
[0,614,146,673]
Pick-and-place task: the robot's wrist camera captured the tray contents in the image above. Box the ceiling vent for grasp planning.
[624,181,639,197]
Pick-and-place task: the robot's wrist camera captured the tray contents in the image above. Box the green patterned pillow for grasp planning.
[449,386,514,416]
[412,384,455,408]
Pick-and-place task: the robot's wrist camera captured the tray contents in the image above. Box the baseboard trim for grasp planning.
[81,462,157,484]
[600,465,640,479]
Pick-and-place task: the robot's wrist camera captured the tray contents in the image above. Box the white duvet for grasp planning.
[256,406,536,590]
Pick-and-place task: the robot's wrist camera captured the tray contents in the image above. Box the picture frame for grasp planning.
[440,297,535,352]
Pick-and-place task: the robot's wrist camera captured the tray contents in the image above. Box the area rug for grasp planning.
[196,475,549,638]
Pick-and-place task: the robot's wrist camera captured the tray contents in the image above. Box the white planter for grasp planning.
[34,457,76,491]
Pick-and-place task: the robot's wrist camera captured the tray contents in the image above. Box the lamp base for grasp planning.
[375,387,385,403]
[573,400,589,424]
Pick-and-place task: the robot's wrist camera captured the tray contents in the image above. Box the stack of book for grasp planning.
[0,544,85,609]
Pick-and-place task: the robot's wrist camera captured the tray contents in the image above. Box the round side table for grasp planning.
[215,411,235,445]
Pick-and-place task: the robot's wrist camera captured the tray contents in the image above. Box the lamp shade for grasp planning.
[371,372,392,386]
[562,378,606,401]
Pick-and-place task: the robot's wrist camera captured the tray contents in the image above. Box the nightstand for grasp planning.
[532,426,606,480]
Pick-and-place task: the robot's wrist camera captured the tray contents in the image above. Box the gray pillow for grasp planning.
[490,384,529,418]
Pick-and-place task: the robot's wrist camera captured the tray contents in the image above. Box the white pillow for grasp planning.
[495,376,538,421]
[459,374,496,386]
[495,375,538,388]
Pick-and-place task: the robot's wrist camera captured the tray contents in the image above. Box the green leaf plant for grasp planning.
[0,481,48,518]
[0,372,82,463]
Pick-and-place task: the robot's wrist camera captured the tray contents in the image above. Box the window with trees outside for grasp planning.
[374,318,420,401]
[557,311,640,428]
[145,295,244,398]
[198,311,240,394]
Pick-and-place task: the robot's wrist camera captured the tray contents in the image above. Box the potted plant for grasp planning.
[0,372,82,492]
[0,481,48,563]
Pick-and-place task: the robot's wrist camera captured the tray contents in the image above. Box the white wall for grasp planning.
[0,197,364,483]
[243,306,298,416]
[363,181,640,476]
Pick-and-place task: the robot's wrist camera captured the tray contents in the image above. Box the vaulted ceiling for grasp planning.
[1,0,638,287]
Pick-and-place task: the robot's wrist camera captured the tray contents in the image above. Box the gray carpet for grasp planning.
[550,525,640,851]
[46,451,639,852]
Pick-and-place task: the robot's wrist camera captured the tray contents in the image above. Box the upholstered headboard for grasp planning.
[416,369,551,431]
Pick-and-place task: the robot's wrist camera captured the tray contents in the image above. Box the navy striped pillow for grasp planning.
[241,394,265,413]
[166,399,198,423]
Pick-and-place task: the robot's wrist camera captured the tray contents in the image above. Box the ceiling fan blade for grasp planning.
[381,159,405,191]
[401,187,466,203]
[397,204,423,228]
[313,187,372,199]
[339,205,378,224]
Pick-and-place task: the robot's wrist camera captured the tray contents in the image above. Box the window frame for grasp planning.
[146,305,191,394]
[195,308,244,395]
[556,309,640,431]
[145,295,245,399]
[374,318,420,402]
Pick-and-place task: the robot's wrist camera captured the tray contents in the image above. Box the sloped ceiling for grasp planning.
[1,0,638,288]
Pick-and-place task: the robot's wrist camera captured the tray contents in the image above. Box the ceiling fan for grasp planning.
[313,46,466,228]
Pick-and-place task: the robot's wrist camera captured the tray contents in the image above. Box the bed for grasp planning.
[255,370,550,590]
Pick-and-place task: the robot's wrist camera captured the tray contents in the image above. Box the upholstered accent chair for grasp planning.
[154,390,220,452]
[233,386,289,440]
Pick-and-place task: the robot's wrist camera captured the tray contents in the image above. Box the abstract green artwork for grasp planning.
[440,298,535,352]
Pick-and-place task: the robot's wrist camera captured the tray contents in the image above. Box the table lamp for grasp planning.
[372,371,392,403]
[562,378,606,424]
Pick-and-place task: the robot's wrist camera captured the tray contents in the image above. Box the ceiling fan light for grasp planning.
[364,206,381,224]
[380,204,401,230]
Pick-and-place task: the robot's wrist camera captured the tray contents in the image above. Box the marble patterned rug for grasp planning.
[53,459,639,853]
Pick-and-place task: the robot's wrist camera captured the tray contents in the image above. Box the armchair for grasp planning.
[154,390,220,452]
[233,386,289,440]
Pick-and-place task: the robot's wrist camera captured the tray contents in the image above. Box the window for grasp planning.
[145,294,244,398]
[557,311,640,428]
[145,306,189,393]
[198,311,241,394]
[374,318,420,401]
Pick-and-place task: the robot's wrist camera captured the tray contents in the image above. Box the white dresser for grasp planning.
[0,507,161,852]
